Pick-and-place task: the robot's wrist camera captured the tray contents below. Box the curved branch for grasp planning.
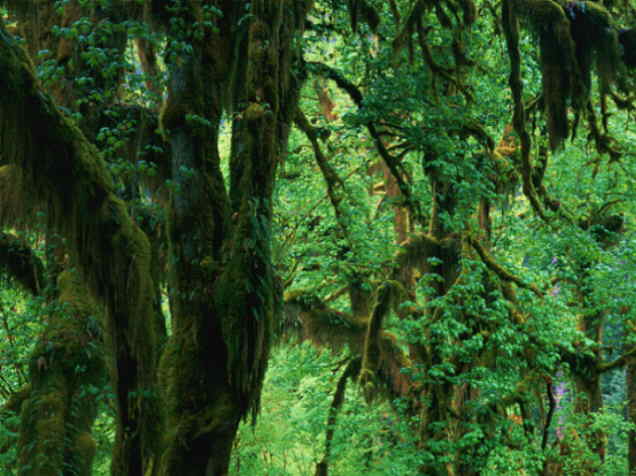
[468,236,544,297]
[314,357,361,476]
[294,110,347,228]
[501,0,547,220]
[543,378,556,450]
[306,61,424,225]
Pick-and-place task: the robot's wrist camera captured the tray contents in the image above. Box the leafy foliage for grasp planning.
[2,1,636,475]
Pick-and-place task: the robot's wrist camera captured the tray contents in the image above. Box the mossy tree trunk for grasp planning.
[156,2,311,474]
[1,1,171,474]
[0,221,106,476]
[17,271,106,476]
[0,18,162,475]
[2,0,313,473]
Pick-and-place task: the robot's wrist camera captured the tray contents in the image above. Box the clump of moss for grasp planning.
[567,2,622,93]
[510,1,623,149]
[16,270,105,476]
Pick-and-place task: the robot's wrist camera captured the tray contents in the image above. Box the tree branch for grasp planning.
[306,61,424,225]
[598,346,636,373]
[543,378,556,450]
[468,236,544,297]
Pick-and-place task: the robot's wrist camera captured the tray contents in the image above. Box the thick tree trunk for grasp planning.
[157,40,237,476]
[157,2,311,474]
[17,271,105,476]
[0,21,161,475]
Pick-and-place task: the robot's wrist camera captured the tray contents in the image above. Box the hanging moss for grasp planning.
[0,165,29,227]
[512,0,581,148]
[541,18,579,148]
[0,231,44,294]
[0,19,162,474]
[157,2,313,474]
[214,198,275,421]
[360,283,396,401]
[567,1,622,94]
[283,290,368,353]
[510,1,625,149]
[284,287,415,403]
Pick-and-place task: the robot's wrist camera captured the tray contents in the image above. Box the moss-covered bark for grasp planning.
[0,385,30,473]
[17,270,105,476]
[155,2,312,475]
[2,2,313,473]
[156,7,234,472]
[0,19,160,475]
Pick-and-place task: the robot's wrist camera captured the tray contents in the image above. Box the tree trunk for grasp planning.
[627,355,636,474]
[0,20,162,475]
[157,2,311,474]
[17,271,105,476]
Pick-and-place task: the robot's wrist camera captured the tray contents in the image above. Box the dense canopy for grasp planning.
[1,1,636,475]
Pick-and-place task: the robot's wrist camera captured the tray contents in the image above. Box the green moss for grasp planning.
[2,13,162,473]
[16,269,105,476]
[510,1,624,148]
[512,0,567,23]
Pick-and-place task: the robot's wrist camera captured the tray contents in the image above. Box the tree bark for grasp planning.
[627,355,636,474]
[0,20,161,476]
[157,2,312,474]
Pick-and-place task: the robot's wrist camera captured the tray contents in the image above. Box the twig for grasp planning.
[542,378,556,450]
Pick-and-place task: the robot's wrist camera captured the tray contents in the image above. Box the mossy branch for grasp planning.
[501,0,549,221]
[394,232,444,274]
[360,283,398,399]
[0,19,161,470]
[468,236,544,297]
[307,61,363,106]
[307,61,424,225]
[294,110,349,233]
[284,290,368,353]
[598,346,636,373]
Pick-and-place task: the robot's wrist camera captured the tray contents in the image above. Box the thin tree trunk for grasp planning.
[627,355,636,474]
